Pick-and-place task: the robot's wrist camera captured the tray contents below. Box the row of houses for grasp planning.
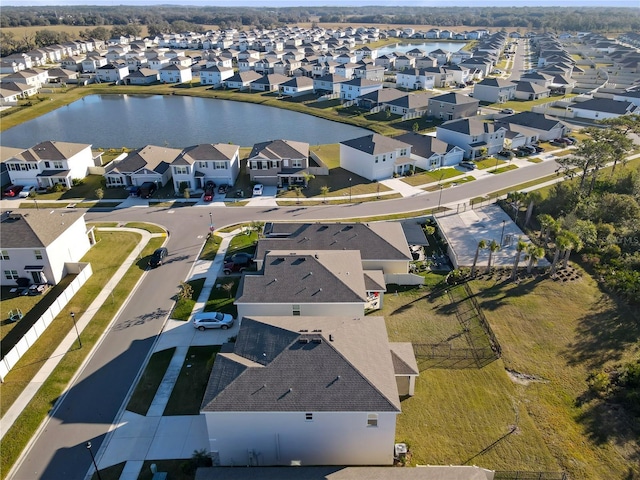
[200,220,421,466]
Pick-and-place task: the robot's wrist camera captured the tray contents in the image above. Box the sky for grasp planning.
[1,0,635,6]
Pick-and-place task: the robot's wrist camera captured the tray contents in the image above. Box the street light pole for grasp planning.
[86,442,103,480]
[348,177,352,203]
[500,220,506,246]
[437,185,444,211]
[209,211,214,233]
[70,312,81,348]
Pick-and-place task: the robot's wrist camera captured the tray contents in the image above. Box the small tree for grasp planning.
[302,172,315,188]
[222,281,234,298]
[178,281,193,301]
[293,186,302,204]
[412,122,419,132]
[95,187,104,200]
[320,185,330,203]
[183,188,190,199]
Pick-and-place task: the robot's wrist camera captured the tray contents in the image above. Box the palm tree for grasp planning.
[320,185,330,204]
[525,244,545,274]
[486,240,500,274]
[507,191,527,224]
[561,231,583,270]
[471,239,487,277]
[537,213,554,242]
[550,232,571,276]
[302,172,315,188]
[293,186,302,204]
[511,237,527,281]
[524,191,542,227]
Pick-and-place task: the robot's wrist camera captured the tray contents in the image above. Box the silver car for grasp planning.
[192,312,234,331]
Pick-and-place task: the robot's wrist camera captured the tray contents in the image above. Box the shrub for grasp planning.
[72,178,84,186]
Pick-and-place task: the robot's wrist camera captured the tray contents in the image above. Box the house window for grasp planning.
[215,162,227,169]
[292,304,300,316]
[53,161,63,169]
[367,413,378,427]
[1,250,9,260]
[34,250,43,260]
[382,155,386,162]
[44,161,50,168]
[198,162,208,168]
[305,413,313,421]
[261,161,269,169]
[4,270,19,280]
[292,159,302,168]
[174,166,188,175]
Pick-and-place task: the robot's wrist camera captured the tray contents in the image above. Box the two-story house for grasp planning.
[201,315,418,466]
[495,111,567,142]
[95,62,129,84]
[159,64,192,84]
[339,78,383,101]
[313,73,349,95]
[199,65,234,87]
[340,133,412,180]
[427,92,479,121]
[247,139,310,187]
[0,209,93,286]
[395,132,465,170]
[472,77,516,104]
[4,141,96,189]
[436,117,506,159]
[170,143,240,192]
[396,69,436,90]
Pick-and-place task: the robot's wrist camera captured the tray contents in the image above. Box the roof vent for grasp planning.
[299,329,308,332]
[299,338,310,344]
[312,329,322,332]
[312,338,322,344]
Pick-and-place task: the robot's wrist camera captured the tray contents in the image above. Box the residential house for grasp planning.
[60,56,84,72]
[340,133,412,180]
[340,78,383,101]
[395,132,465,170]
[495,111,567,142]
[199,65,234,87]
[159,64,192,84]
[171,143,240,192]
[251,73,290,92]
[569,98,639,120]
[396,69,436,91]
[421,66,454,88]
[444,64,471,85]
[415,55,437,69]
[225,71,262,90]
[358,88,405,110]
[126,68,159,85]
[247,139,310,187]
[280,76,314,97]
[4,141,96,189]
[374,54,396,70]
[334,63,357,79]
[436,117,506,159]
[430,48,451,65]
[0,146,23,186]
[257,221,413,283]
[95,63,129,84]
[1,68,49,89]
[313,74,349,95]
[45,68,78,84]
[472,77,517,103]
[0,82,39,103]
[514,81,549,101]
[427,92,479,121]
[274,59,302,76]
[81,52,107,73]
[613,90,640,107]
[353,63,385,82]
[460,57,494,78]
[394,55,416,71]
[103,145,179,188]
[0,210,93,287]
[384,92,432,117]
[201,315,417,466]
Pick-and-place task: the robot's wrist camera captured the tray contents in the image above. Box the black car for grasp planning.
[497,150,514,159]
[225,252,253,266]
[149,247,168,268]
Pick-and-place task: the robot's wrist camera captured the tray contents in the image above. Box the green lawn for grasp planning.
[171,278,205,321]
[490,164,519,174]
[164,345,219,416]
[475,157,506,170]
[401,167,463,187]
[205,277,240,317]
[126,348,176,415]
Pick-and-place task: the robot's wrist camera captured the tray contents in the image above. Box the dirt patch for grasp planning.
[506,368,548,385]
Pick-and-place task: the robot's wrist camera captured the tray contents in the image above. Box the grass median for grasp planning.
[0,229,165,479]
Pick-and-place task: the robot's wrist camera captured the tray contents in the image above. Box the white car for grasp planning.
[252,184,264,196]
[192,312,234,331]
[18,186,36,198]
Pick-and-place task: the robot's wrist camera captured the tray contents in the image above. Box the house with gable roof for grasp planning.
[427,92,479,121]
[0,209,93,287]
[436,117,506,159]
[395,132,465,170]
[200,315,418,466]
[247,139,311,187]
[472,77,516,104]
[495,111,567,142]
[170,143,240,192]
[103,145,180,188]
[339,78,383,101]
[340,133,411,180]
[4,141,97,189]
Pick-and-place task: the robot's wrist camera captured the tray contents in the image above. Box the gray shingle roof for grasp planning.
[201,316,401,413]
[13,141,90,163]
[439,117,503,136]
[395,132,451,158]
[249,139,309,160]
[176,143,238,164]
[237,250,367,304]
[495,111,562,132]
[258,222,411,262]
[106,144,180,175]
[1,209,85,248]
[340,133,410,155]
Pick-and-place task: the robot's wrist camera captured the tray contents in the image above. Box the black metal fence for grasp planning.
[463,283,503,357]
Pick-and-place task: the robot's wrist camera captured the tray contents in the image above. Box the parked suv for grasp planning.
[148,247,168,268]
[459,161,477,170]
[139,181,157,199]
[223,254,253,275]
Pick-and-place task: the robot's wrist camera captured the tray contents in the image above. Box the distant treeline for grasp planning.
[1,5,639,57]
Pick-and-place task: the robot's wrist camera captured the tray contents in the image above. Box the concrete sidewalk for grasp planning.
[90,229,243,480]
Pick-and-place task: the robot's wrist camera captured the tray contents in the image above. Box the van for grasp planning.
[138,181,157,198]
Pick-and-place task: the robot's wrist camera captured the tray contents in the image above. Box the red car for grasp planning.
[3,185,24,197]
[203,181,215,202]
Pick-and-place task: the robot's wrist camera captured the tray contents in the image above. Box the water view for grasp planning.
[0,94,372,149]
[376,41,466,56]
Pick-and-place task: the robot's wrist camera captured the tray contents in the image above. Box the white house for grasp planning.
[1,68,49,89]
[495,111,567,142]
[313,73,349,94]
[159,64,192,84]
[199,65,234,87]
[247,139,310,187]
[4,141,96,189]
[472,77,516,104]
[224,71,262,90]
[95,63,129,83]
[280,76,314,97]
[340,133,412,181]
[0,209,93,286]
[201,315,418,466]
[171,143,240,192]
[436,117,506,159]
[339,78,383,101]
[395,132,465,170]
[569,98,639,120]
[396,69,436,90]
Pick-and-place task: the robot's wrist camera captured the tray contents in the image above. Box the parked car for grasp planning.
[225,252,253,265]
[139,181,157,199]
[514,148,530,157]
[521,145,537,155]
[566,136,579,145]
[500,108,515,114]
[3,185,24,197]
[18,185,36,198]
[562,137,576,145]
[148,247,168,268]
[497,150,514,159]
[192,311,234,331]
[223,259,250,275]
[459,161,477,170]
[218,184,229,194]
[203,181,215,202]
[252,184,264,196]
[533,145,545,153]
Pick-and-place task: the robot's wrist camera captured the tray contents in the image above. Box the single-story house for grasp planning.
[103,145,179,188]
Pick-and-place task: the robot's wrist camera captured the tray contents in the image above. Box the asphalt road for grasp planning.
[508,38,528,82]
[9,159,562,480]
